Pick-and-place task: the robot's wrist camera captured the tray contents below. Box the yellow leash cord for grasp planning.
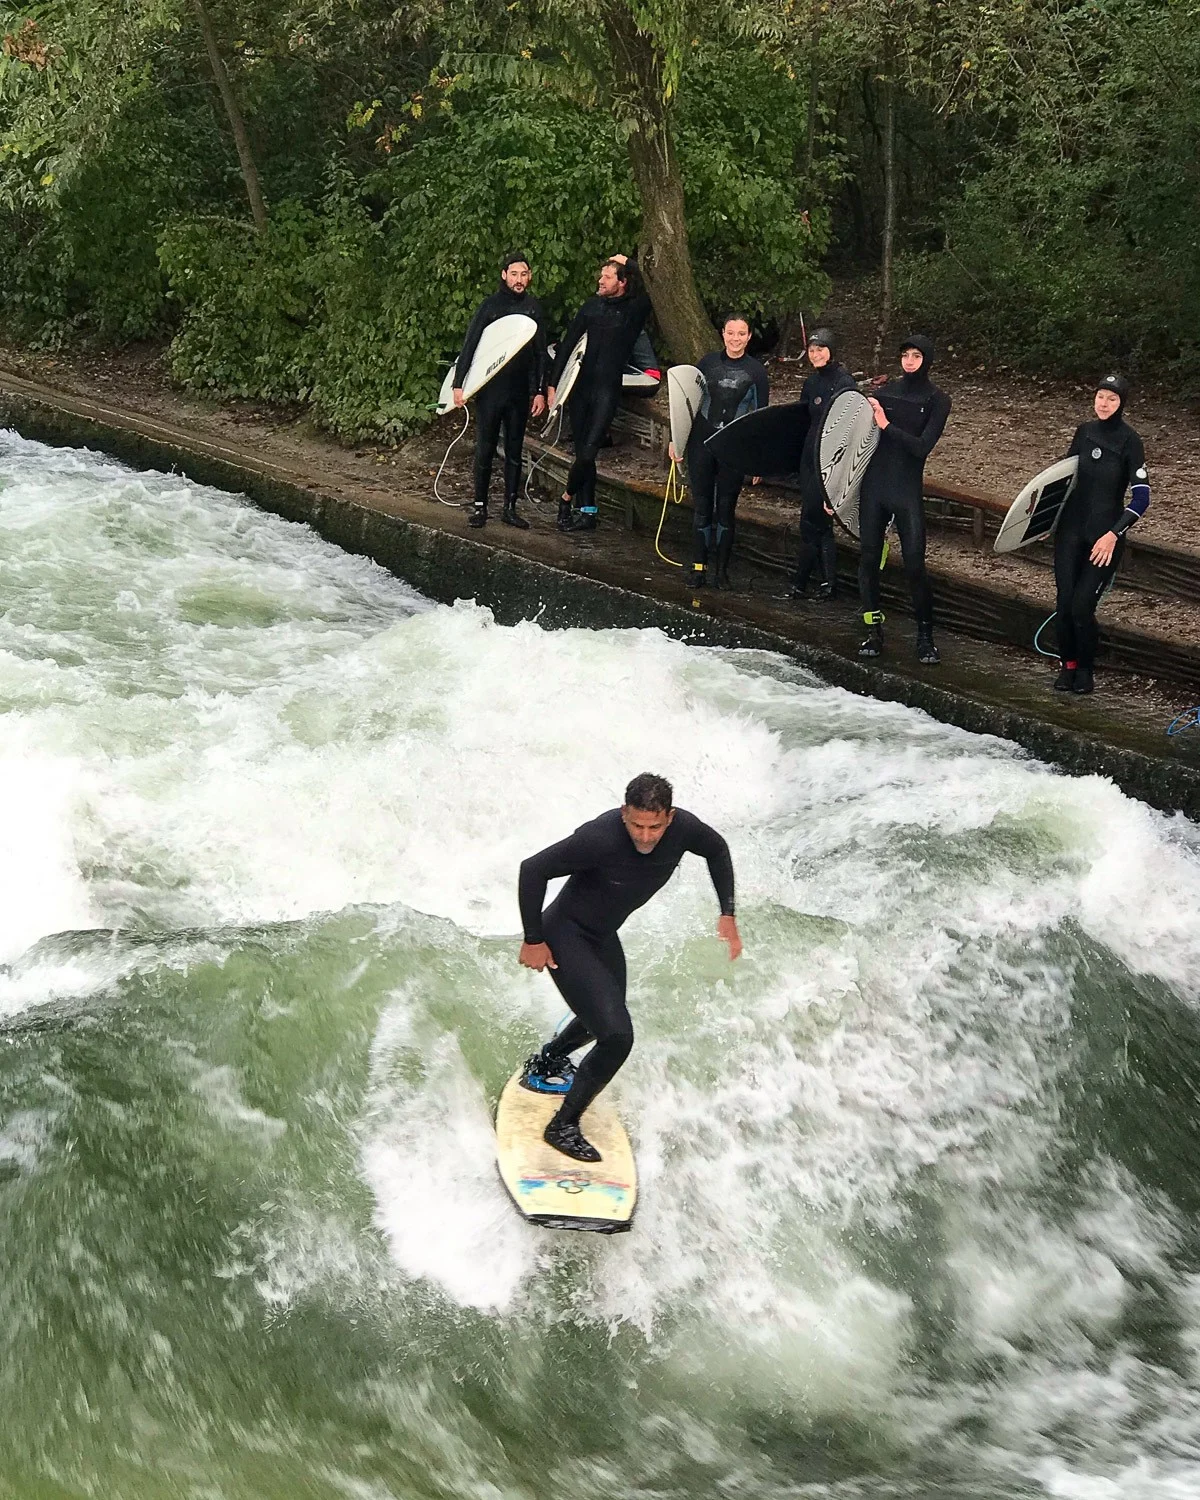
[655,459,687,567]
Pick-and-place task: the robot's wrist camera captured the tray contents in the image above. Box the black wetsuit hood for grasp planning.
[898,333,936,387]
[1095,372,1130,422]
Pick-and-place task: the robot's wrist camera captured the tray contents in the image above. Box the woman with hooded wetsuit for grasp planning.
[1052,374,1150,695]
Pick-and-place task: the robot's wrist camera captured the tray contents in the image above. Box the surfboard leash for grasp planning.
[654,460,686,568]
[433,408,471,507]
[523,409,566,505]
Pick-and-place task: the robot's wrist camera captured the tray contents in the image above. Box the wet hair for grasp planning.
[624,772,673,814]
[501,251,531,272]
[605,258,644,299]
[721,312,752,333]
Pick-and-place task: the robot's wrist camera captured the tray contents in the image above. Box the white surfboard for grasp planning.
[994,456,1079,554]
[820,390,879,539]
[548,334,588,416]
[495,1069,636,1233]
[667,364,705,458]
[436,313,538,414]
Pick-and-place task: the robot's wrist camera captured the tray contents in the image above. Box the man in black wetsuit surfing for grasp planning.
[546,255,652,533]
[453,251,548,530]
[517,773,741,1162]
[1052,374,1150,695]
[673,313,769,590]
[788,328,856,600]
[858,334,952,665]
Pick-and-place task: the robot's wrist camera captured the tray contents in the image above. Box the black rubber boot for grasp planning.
[1053,666,1076,692]
[556,499,573,531]
[1072,666,1095,694]
[543,1113,601,1163]
[468,504,487,529]
[818,533,838,598]
[714,533,734,590]
[689,562,707,589]
[569,509,598,532]
[519,1050,576,1096]
[916,626,940,665]
[859,625,884,658]
[815,581,835,600]
[501,501,529,530]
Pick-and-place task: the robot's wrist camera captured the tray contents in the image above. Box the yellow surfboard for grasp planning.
[495,1070,637,1234]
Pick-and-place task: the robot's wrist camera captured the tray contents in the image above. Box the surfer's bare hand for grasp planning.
[1090,530,1118,567]
[519,941,557,971]
[531,394,547,419]
[668,442,681,464]
[868,397,889,429]
[823,503,834,517]
[452,388,466,408]
[751,475,762,486]
[717,915,742,961]
[546,386,557,409]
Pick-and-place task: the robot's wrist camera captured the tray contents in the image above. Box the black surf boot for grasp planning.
[817,535,838,599]
[714,534,734,590]
[1072,666,1095,695]
[468,503,487,529]
[690,561,708,589]
[859,620,884,658]
[569,508,598,533]
[1053,665,1076,692]
[544,1113,601,1163]
[501,500,530,530]
[916,626,940,665]
[556,498,573,531]
[520,1049,576,1096]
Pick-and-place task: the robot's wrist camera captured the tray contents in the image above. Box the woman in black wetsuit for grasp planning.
[1053,374,1150,695]
[671,314,769,590]
[788,328,856,600]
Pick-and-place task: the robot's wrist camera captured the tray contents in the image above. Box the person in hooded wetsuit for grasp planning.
[857,334,952,665]
[1052,374,1150,695]
[788,328,856,600]
[671,314,769,590]
[547,256,652,533]
[453,252,548,530]
[517,772,741,1163]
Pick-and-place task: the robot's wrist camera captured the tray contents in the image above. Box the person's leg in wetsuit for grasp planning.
[469,380,510,527]
[712,462,745,589]
[497,391,530,528]
[891,491,936,662]
[791,473,837,598]
[534,905,632,1160]
[857,488,889,655]
[687,440,719,588]
[562,378,622,532]
[1054,527,1121,695]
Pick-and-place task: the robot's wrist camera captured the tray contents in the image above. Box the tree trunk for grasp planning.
[601,4,716,365]
[192,0,268,232]
[874,40,897,368]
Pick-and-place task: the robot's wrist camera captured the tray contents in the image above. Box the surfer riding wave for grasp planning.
[517,773,741,1162]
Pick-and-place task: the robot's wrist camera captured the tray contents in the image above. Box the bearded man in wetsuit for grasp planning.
[453,251,548,530]
[672,313,769,590]
[788,328,856,600]
[517,773,742,1162]
[546,255,652,533]
[1052,373,1150,695]
[857,334,952,665]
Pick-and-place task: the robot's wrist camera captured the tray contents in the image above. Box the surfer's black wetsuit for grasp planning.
[549,287,652,517]
[518,808,734,1124]
[687,351,769,581]
[1055,400,1149,676]
[455,283,548,516]
[857,337,951,630]
[791,360,856,594]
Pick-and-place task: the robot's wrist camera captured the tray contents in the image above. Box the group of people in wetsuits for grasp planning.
[452,252,1151,697]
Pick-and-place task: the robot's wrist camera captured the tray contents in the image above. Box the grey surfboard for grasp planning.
[994,456,1078,553]
[819,390,879,539]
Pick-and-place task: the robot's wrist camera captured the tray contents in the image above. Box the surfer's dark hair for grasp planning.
[501,250,531,271]
[606,258,644,299]
[624,773,673,813]
[721,312,752,331]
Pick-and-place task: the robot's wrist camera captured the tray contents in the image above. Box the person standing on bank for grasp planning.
[546,255,652,533]
[857,334,952,665]
[453,251,548,530]
[788,328,856,600]
[1052,374,1149,695]
[517,773,741,1163]
[670,314,769,590]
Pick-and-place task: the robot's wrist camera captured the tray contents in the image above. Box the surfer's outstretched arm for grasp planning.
[682,818,741,960]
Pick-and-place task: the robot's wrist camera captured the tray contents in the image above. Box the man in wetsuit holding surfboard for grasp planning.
[517,773,741,1162]
[546,255,652,532]
[453,252,548,530]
